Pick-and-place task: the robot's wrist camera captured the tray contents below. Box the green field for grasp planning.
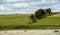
[0,14,60,29]
[0,14,60,26]
[34,17,60,25]
[0,14,30,26]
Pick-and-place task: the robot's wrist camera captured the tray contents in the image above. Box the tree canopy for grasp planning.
[29,8,52,23]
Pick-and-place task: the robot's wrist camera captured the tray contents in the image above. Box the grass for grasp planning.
[0,14,60,29]
[0,14,30,26]
[33,17,60,25]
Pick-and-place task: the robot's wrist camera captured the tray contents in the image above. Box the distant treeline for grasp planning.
[52,12,60,14]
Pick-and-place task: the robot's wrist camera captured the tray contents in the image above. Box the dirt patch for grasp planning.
[49,14,60,17]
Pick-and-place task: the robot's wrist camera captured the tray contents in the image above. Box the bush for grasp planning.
[30,14,36,23]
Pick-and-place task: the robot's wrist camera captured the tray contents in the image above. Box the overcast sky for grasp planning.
[0,0,60,14]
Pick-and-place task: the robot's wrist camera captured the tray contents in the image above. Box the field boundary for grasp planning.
[0,25,60,30]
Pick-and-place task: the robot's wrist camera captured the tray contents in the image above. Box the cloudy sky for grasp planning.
[0,0,60,14]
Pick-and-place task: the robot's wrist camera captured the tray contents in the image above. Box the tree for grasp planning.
[29,8,52,24]
[30,14,36,23]
[35,9,45,19]
[45,8,52,16]
[48,8,52,15]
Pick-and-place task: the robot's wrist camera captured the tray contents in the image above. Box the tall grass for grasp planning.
[0,14,30,26]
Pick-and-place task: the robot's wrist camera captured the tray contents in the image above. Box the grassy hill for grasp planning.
[0,14,60,29]
[33,17,60,25]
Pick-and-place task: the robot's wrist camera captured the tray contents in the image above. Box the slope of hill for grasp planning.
[34,17,60,25]
[0,14,60,29]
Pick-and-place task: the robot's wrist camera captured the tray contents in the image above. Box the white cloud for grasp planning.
[5,0,17,2]
[0,0,60,14]
[4,0,30,2]
[0,5,7,10]
[4,3,29,8]
[13,3,28,8]
[0,5,10,11]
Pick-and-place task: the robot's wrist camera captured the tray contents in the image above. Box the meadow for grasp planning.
[0,14,30,26]
[0,14,60,29]
[34,17,60,25]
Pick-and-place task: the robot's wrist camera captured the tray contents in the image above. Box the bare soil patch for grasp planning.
[49,14,60,17]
